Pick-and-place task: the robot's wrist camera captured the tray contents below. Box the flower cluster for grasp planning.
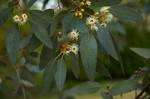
[13,13,28,25]
[98,6,114,27]
[60,42,79,55]
[58,29,79,57]
[86,16,98,31]
[74,0,91,19]
[67,29,79,41]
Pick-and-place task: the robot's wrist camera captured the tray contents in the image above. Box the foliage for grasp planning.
[0,0,149,99]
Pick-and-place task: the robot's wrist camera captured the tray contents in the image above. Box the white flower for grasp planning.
[13,13,28,25]
[13,15,20,23]
[86,1,91,6]
[71,44,79,55]
[22,13,28,20]
[100,6,111,12]
[68,29,79,41]
[86,16,98,25]
[106,13,114,22]
[65,47,72,55]
[90,24,98,31]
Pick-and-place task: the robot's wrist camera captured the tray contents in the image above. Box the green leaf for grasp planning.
[98,63,111,78]
[26,35,41,52]
[64,81,100,96]
[108,21,126,35]
[6,25,21,64]
[63,13,89,35]
[28,0,37,8]
[80,34,97,80]
[96,26,119,61]
[39,46,55,70]
[30,9,54,28]
[70,54,80,79]
[19,36,32,49]
[55,59,67,91]
[110,5,142,22]
[130,48,150,59]
[30,19,53,48]
[0,8,11,27]
[41,59,57,94]
[50,10,68,37]
[110,79,141,95]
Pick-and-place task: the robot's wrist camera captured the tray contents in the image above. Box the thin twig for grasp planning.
[135,82,150,99]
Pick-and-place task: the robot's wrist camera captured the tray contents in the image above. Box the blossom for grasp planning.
[86,16,98,25]
[60,43,79,56]
[71,44,79,55]
[100,6,111,12]
[86,0,91,6]
[68,29,79,41]
[106,13,114,22]
[22,13,28,21]
[90,24,98,31]
[13,13,28,25]
[99,6,114,27]
[13,15,20,23]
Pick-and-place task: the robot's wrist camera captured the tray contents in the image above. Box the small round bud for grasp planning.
[13,15,20,23]
[81,8,85,12]
[21,13,28,20]
[80,2,85,6]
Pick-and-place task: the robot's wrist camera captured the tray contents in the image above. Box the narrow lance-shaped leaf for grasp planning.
[55,59,67,91]
[39,46,55,70]
[30,19,53,48]
[80,34,97,80]
[70,54,80,79]
[110,79,142,95]
[30,9,54,28]
[50,10,68,37]
[130,48,150,59]
[26,34,41,52]
[6,25,21,64]
[96,25,119,61]
[64,81,100,96]
[110,5,142,22]
[41,59,57,94]
[62,13,89,35]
